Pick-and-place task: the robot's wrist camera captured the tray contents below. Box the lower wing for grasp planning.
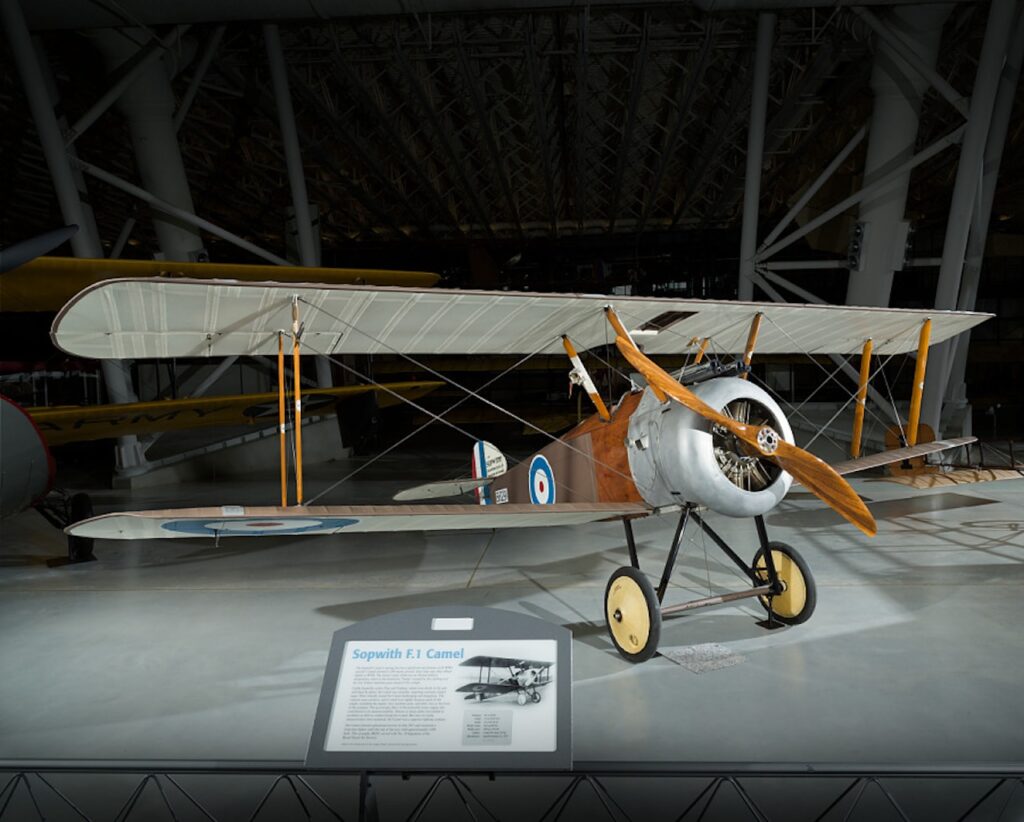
[66,502,650,540]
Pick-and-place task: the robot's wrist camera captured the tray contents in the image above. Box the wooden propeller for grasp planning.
[609,319,876,537]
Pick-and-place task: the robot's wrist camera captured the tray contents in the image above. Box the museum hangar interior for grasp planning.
[0,0,1022,818]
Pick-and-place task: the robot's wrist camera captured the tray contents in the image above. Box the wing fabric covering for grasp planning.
[51,278,990,360]
[65,502,650,540]
[614,335,877,537]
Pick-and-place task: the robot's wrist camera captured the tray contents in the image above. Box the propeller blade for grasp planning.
[613,333,877,537]
[0,224,79,274]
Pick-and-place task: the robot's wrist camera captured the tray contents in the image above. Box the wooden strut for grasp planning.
[292,297,304,505]
[906,319,931,447]
[739,312,763,380]
[278,331,287,507]
[693,337,710,365]
[850,338,873,459]
[604,307,667,402]
[562,335,610,421]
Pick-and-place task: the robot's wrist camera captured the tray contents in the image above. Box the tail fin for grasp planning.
[471,441,507,505]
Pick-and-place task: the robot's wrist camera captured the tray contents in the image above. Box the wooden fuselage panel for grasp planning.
[490,391,644,505]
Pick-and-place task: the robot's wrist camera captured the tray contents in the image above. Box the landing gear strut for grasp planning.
[604,510,816,662]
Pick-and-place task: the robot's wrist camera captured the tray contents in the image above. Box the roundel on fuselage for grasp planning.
[528,455,556,505]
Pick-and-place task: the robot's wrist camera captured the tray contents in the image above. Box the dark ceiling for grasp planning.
[1,3,1019,280]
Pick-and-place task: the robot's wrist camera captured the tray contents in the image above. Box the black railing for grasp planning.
[1,761,1022,821]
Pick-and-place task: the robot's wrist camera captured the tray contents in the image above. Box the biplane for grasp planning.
[53,277,989,661]
[456,655,554,706]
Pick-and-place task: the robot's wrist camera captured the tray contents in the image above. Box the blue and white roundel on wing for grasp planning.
[160,517,358,536]
[528,455,556,505]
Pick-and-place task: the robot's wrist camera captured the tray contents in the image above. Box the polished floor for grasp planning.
[1,451,1022,765]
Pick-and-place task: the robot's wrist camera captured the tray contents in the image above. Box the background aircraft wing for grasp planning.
[65,502,650,540]
[52,278,990,360]
[30,382,442,445]
[3,256,439,311]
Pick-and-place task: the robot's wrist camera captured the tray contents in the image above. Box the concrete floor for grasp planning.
[1,451,1022,765]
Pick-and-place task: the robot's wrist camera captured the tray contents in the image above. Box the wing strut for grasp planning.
[739,312,763,380]
[562,335,610,421]
[278,330,288,507]
[850,338,873,459]
[292,297,304,505]
[906,319,931,447]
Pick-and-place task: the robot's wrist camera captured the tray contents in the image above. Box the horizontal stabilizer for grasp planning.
[393,478,493,501]
[65,502,650,540]
[830,437,976,476]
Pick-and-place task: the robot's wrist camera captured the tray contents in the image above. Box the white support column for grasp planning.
[944,7,1024,417]
[264,23,333,388]
[2,1,145,472]
[738,12,775,302]
[845,4,950,308]
[922,0,1017,435]
[94,29,206,263]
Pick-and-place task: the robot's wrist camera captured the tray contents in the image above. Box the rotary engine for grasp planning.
[625,377,794,517]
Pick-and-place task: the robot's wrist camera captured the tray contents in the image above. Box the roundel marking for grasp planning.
[160,517,358,536]
[528,455,556,505]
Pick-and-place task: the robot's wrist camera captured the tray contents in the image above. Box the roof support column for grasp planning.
[845,4,950,308]
[264,23,332,387]
[922,0,1018,434]
[738,13,774,301]
[93,29,206,263]
[2,0,144,473]
[943,7,1024,415]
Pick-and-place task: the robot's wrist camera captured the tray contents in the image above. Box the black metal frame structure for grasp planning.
[1,761,1021,821]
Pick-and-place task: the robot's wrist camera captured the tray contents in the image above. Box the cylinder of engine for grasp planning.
[625,377,793,517]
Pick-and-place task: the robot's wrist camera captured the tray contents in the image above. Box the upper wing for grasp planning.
[462,656,553,669]
[65,502,649,540]
[29,381,441,445]
[51,278,990,360]
[3,256,439,312]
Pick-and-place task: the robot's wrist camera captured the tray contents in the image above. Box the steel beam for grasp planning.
[574,6,590,228]
[637,23,715,235]
[173,25,225,132]
[738,13,775,301]
[328,56,462,234]
[922,0,1017,434]
[607,12,650,232]
[393,32,494,236]
[264,24,317,268]
[524,19,559,236]
[456,24,522,239]
[944,7,1024,409]
[66,25,190,145]
[756,124,965,262]
[758,126,866,254]
[74,158,291,265]
[850,6,969,118]
[2,0,103,260]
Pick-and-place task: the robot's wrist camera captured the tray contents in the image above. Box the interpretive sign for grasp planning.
[306,606,571,770]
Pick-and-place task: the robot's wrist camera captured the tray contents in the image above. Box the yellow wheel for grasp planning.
[752,541,816,625]
[605,566,661,663]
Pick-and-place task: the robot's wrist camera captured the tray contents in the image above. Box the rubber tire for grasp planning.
[605,566,661,663]
[531,691,541,704]
[67,493,95,563]
[752,541,816,625]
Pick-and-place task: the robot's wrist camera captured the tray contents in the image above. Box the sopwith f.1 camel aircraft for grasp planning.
[53,278,988,661]
[457,655,554,706]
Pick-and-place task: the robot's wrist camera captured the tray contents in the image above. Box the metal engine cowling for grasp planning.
[625,377,793,517]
